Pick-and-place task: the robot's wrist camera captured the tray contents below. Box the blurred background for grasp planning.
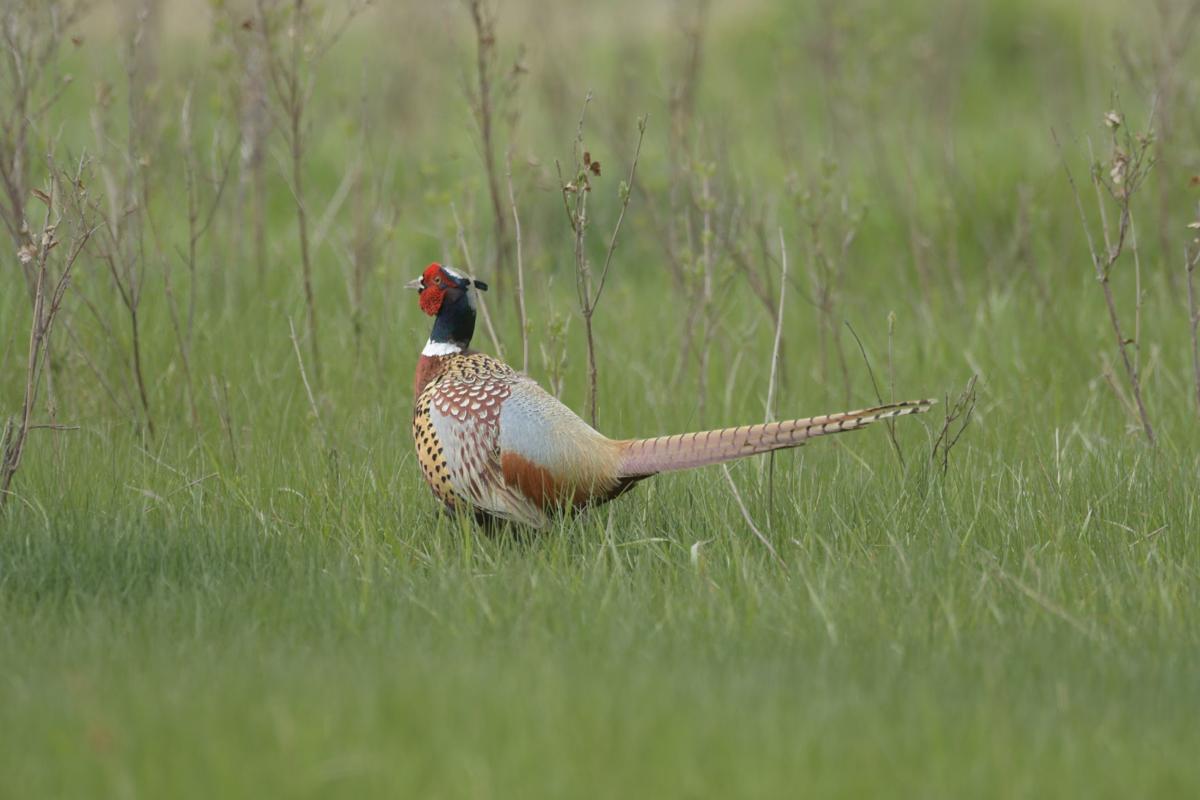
[2,0,1195,438]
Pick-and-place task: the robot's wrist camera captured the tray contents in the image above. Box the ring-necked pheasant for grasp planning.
[408,263,933,527]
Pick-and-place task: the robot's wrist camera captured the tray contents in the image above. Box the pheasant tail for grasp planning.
[616,399,934,478]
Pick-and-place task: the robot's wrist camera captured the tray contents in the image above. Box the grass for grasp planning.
[2,0,1200,796]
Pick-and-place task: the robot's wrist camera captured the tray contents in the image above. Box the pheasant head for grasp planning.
[405,263,488,356]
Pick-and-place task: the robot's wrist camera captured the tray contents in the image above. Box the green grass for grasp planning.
[3,0,1200,796]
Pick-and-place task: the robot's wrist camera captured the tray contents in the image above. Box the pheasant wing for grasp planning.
[425,373,549,527]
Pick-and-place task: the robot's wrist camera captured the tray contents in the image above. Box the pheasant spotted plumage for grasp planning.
[407,263,933,528]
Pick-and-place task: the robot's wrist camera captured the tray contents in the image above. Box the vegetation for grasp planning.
[2,0,1198,795]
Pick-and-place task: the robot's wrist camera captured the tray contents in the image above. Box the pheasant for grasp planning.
[408,263,933,528]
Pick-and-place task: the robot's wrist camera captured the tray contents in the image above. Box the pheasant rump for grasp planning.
[408,263,932,528]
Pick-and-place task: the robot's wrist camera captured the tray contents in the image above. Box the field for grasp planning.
[2,0,1199,796]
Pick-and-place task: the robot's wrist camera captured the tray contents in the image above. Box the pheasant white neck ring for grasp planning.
[422,339,463,356]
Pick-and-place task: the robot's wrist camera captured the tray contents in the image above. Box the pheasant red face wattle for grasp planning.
[417,263,450,316]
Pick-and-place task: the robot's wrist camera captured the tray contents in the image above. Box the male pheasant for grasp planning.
[408,263,932,528]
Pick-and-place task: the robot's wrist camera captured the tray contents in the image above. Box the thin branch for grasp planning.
[591,115,647,309]
[930,375,978,476]
[561,94,646,428]
[2,164,94,507]
[1053,122,1156,445]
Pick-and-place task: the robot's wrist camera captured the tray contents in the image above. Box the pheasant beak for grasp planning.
[404,277,424,291]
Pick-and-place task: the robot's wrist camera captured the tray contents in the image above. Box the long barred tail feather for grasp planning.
[616,399,935,478]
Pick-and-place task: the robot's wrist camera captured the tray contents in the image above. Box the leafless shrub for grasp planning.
[0,0,87,293]
[1,158,96,507]
[1055,110,1157,445]
[931,375,978,476]
[557,93,646,428]
[252,0,370,387]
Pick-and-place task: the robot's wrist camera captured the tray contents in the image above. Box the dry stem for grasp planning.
[931,375,978,476]
[559,94,646,428]
[256,0,368,386]
[2,163,95,507]
[1054,119,1156,445]
[0,1,88,292]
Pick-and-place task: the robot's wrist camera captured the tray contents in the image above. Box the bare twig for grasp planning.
[1053,116,1156,445]
[931,375,978,476]
[2,164,95,507]
[559,95,647,427]
[0,0,88,292]
[255,0,368,386]
[591,116,647,310]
